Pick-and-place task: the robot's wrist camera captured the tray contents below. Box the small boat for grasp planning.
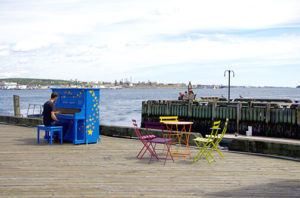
[213,85,220,89]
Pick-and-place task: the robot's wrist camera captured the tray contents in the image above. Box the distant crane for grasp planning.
[224,70,235,102]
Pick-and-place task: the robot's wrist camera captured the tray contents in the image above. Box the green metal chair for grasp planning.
[192,120,221,164]
[204,118,229,161]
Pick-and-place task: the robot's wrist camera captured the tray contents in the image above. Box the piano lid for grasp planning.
[52,88,85,109]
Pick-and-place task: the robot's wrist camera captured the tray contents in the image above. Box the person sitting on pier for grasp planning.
[189,89,194,95]
[182,89,196,100]
[182,91,188,100]
[189,89,196,100]
[178,92,184,100]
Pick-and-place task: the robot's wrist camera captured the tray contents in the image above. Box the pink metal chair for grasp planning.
[144,121,166,132]
[133,120,174,165]
[132,120,158,161]
[148,137,174,165]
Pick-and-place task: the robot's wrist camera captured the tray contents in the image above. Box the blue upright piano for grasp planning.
[52,88,100,144]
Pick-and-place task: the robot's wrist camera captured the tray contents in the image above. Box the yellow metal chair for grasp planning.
[159,116,178,123]
[192,120,221,164]
[159,116,180,152]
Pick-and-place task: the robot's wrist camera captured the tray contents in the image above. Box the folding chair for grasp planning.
[145,121,168,151]
[159,116,182,150]
[147,134,174,165]
[132,120,158,161]
[144,121,166,134]
[204,118,229,160]
[133,120,174,165]
[145,122,174,165]
[192,120,221,164]
[159,116,178,123]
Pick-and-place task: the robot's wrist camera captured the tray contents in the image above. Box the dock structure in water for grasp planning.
[142,98,300,139]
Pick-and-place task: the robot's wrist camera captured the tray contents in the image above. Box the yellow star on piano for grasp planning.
[88,129,93,135]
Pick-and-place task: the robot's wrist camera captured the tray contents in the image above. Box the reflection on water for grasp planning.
[0,88,300,127]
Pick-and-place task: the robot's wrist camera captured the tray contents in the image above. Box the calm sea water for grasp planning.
[0,88,300,127]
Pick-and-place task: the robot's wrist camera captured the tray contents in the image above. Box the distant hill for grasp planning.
[297,86,300,88]
[0,78,88,86]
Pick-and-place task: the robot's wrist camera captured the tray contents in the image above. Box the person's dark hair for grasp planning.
[51,92,58,99]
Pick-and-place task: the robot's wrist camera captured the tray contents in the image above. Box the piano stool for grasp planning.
[37,125,63,146]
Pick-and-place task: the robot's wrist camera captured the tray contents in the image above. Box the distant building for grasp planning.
[17,85,27,89]
[0,82,18,89]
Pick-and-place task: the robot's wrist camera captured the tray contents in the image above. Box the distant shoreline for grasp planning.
[0,78,298,90]
[0,86,297,90]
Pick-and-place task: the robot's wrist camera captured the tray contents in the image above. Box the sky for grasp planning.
[0,0,300,87]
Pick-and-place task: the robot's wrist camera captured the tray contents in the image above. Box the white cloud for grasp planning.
[18,58,29,64]
[0,50,9,56]
[0,45,9,50]
[0,45,9,56]
[0,72,18,78]
[0,0,300,86]
[12,36,62,52]
[90,34,300,72]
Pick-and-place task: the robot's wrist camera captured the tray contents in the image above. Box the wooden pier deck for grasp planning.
[0,124,300,197]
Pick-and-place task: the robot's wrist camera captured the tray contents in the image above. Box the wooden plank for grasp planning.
[288,109,292,124]
[292,109,296,125]
[266,104,271,124]
[284,109,288,123]
[297,106,300,126]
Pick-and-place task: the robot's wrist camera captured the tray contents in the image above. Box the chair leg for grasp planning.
[149,143,158,164]
[210,142,225,159]
[192,140,206,163]
[50,131,53,146]
[203,147,216,164]
[162,134,167,153]
[46,131,50,143]
[165,141,174,165]
[60,130,63,144]
[139,145,149,160]
[147,142,159,160]
[137,143,148,159]
[137,139,151,159]
[201,145,214,165]
[138,141,158,160]
[193,141,212,163]
[37,129,40,144]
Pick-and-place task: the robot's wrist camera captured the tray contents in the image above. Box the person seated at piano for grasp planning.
[42,92,67,140]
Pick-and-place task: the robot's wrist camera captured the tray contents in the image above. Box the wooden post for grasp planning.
[236,103,242,134]
[13,95,21,117]
[166,101,171,115]
[147,101,151,116]
[142,101,146,115]
[211,102,216,121]
[297,106,300,126]
[188,100,193,117]
[266,103,271,124]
